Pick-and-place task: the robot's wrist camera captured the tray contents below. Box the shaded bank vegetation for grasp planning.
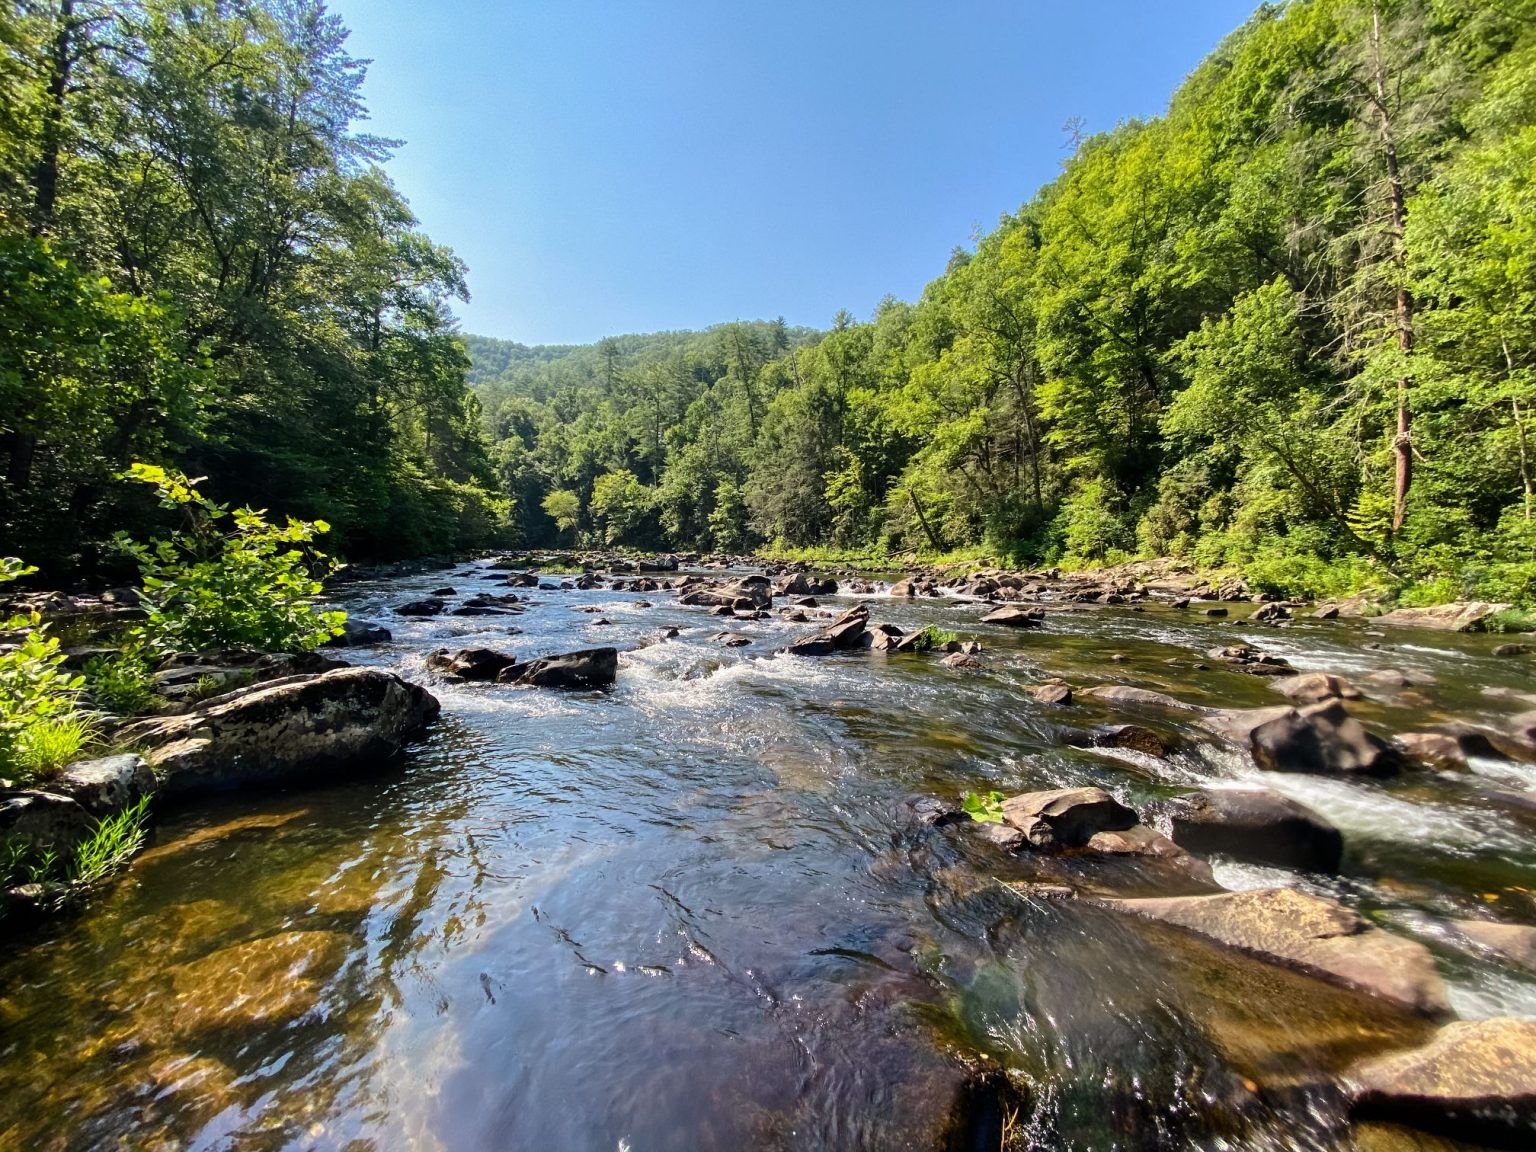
[471,0,1536,605]
[0,0,508,580]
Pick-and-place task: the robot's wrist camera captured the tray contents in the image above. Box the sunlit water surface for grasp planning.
[3,563,1535,1150]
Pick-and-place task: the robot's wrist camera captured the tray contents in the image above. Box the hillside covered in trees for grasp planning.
[471,0,1536,605]
[0,0,508,578]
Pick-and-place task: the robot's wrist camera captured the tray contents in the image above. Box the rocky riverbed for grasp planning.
[2,553,1535,1149]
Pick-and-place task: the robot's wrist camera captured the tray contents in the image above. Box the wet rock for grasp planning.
[1275,672,1362,704]
[1203,606,1229,618]
[889,578,918,597]
[905,795,966,827]
[48,754,156,817]
[942,652,984,669]
[1210,700,1403,777]
[496,646,618,689]
[1454,921,1536,972]
[1313,605,1340,620]
[504,571,540,587]
[0,790,94,853]
[1001,786,1138,849]
[1396,732,1467,771]
[980,605,1045,628]
[1107,887,1449,1016]
[711,632,751,648]
[431,647,519,682]
[1206,644,1296,676]
[1349,1018,1536,1145]
[1164,787,1343,872]
[974,821,1026,850]
[1493,643,1530,657]
[1085,825,1215,882]
[323,618,392,647]
[1380,602,1509,632]
[1079,684,1200,711]
[429,586,456,596]
[1250,601,1291,623]
[393,597,445,617]
[120,668,440,796]
[783,605,870,656]
[1097,724,1170,757]
[169,930,350,1035]
[1028,683,1073,705]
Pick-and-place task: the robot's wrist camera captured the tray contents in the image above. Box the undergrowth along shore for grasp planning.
[754,542,1536,631]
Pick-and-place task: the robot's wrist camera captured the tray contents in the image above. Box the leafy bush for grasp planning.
[0,558,92,784]
[962,790,1007,824]
[118,464,346,655]
[918,625,959,648]
[84,651,159,716]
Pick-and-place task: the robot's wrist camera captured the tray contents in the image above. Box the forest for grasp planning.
[0,0,509,579]
[470,0,1536,606]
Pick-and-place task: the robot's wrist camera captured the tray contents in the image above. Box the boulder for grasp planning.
[1396,732,1467,771]
[48,754,157,817]
[1250,601,1290,623]
[942,652,984,669]
[431,647,519,682]
[1349,1018,1536,1145]
[496,647,618,689]
[1210,700,1403,777]
[393,597,445,617]
[980,606,1045,628]
[0,790,94,853]
[889,578,918,598]
[322,618,392,648]
[1454,920,1536,972]
[1107,887,1449,1016]
[1164,787,1343,872]
[1274,672,1362,704]
[119,667,440,796]
[1000,787,1138,849]
[783,605,870,657]
[1027,683,1072,705]
[1380,602,1510,632]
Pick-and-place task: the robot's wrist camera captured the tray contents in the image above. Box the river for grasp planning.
[2,560,1534,1150]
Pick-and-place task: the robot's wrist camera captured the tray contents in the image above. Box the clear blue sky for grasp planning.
[332,1,1258,346]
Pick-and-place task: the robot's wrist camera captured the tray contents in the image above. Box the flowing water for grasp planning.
[3,562,1536,1150]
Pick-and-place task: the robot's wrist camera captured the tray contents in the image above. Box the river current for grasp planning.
[2,560,1534,1150]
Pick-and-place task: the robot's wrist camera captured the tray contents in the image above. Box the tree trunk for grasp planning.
[32,0,77,235]
[908,488,945,552]
[1372,2,1414,533]
[1509,339,1533,521]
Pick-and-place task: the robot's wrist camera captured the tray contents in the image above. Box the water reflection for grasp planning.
[2,561,1533,1149]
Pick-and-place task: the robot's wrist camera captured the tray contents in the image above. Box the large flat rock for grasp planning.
[1105,887,1449,1017]
[1350,1018,1536,1146]
[121,667,440,796]
[1379,602,1509,632]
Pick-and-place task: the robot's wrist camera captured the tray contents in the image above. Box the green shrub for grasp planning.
[118,464,346,655]
[0,558,92,785]
[69,795,152,890]
[84,651,159,716]
[962,790,1007,824]
[918,625,960,649]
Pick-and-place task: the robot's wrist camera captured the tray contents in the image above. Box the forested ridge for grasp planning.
[472,0,1536,607]
[0,0,509,578]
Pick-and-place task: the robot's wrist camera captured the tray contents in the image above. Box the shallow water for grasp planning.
[2,564,1534,1150]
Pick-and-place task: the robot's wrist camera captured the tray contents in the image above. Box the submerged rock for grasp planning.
[169,929,351,1035]
[496,647,618,689]
[1106,887,1449,1016]
[1349,1018,1536,1145]
[1079,684,1200,711]
[121,667,440,796]
[1084,824,1215,882]
[1164,787,1343,872]
[1205,644,1295,676]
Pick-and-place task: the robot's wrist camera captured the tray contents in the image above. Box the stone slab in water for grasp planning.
[1379,602,1510,632]
[1165,787,1343,873]
[1349,1018,1536,1146]
[1001,786,1138,848]
[1106,887,1449,1017]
